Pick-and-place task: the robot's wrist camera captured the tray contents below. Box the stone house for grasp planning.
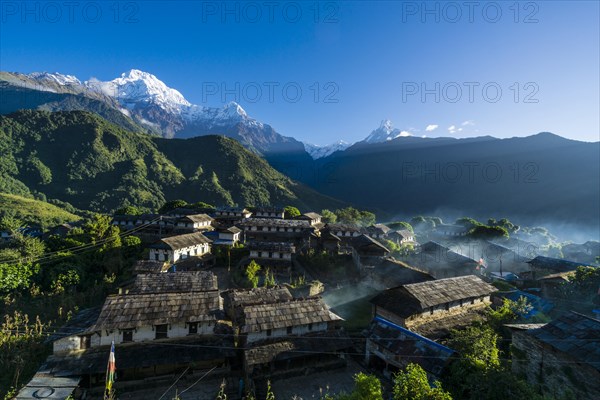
[53,271,221,352]
[370,275,496,339]
[148,231,212,263]
[407,241,479,279]
[326,223,362,239]
[252,207,285,219]
[296,212,323,227]
[240,218,315,242]
[363,224,392,240]
[175,213,214,231]
[512,311,600,399]
[247,241,295,270]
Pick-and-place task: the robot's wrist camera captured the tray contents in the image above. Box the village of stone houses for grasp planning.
[2,203,598,400]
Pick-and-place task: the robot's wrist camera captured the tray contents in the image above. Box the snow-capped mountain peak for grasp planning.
[304,139,351,159]
[87,69,191,112]
[364,119,412,143]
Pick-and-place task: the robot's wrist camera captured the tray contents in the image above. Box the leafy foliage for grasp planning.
[334,207,376,227]
[338,373,383,400]
[245,260,262,288]
[284,206,301,219]
[321,209,337,223]
[0,193,81,229]
[393,363,452,400]
[387,221,414,232]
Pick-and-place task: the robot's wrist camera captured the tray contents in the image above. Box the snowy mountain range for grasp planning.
[1,69,412,158]
[303,140,351,159]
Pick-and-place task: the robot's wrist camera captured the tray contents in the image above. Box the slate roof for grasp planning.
[364,224,391,236]
[244,330,353,366]
[370,258,434,288]
[368,316,455,376]
[224,287,293,309]
[47,307,101,343]
[149,231,212,250]
[298,212,322,220]
[178,214,214,224]
[223,226,242,234]
[241,298,342,333]
[240,218,312,228]
[216,207,251,214]
[352,234,390,253]
[132,260,166,274]
[370,275,496,318]
[128,271,218,294]
[396,229,414,239]
[248,241,295,252]
[525,311,600,371]
[91,291,220,330]
[527,256,594,272]
[327,223,361,232]
[253,206,285,213]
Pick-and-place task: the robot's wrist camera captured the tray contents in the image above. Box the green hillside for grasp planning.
[0,110,344,213]
[0,193,81,228]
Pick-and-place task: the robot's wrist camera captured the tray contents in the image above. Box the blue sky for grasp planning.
[1,1,598,145]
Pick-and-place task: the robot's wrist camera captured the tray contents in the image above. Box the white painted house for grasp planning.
[148,231,212,263]
[176,214,214,231]
[240,298,342,344]
[248,242,295,262]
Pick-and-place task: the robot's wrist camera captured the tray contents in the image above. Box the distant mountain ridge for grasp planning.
[0,110,344,213]
[305,132,600,230]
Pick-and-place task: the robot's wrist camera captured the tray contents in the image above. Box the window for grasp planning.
[80,335,91,349]
[122,329,133,343]
[279,253,283,259]
[154,253,159,261]
[155,324,168,339]
[269,252,273,258]
[287,326,293,335]
[308,323,313,331]
[266,329,272,337]
[188,322,198,335]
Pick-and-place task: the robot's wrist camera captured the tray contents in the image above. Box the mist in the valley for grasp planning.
[388,206,600,245]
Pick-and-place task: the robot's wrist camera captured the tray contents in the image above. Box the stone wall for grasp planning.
[512,331,600,399]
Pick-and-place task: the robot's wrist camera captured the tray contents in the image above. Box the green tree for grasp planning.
[340,373,383,400]
[388,221,414,232]
[114,205,142,215]
[284,206,301,219]
[84,214,121,250]
[393,363,452,400]
[455,217,482,229]
[158,200,188,214]
[358,211,376,227]
[0,263,38,295]
[245,260,261,288]
[0,215,22,235]
[321,209,337,223]
[468,225,509,240]
[263,268,276,288]
[447,324,500,369]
